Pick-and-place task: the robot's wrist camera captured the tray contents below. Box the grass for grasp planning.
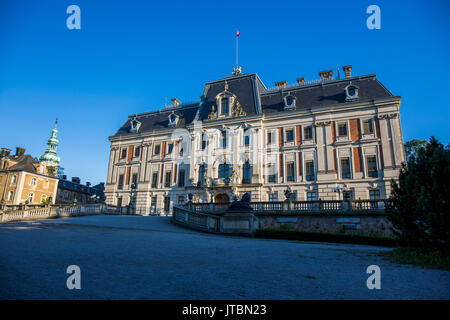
[378,247,450,271]
[254,226,398,247]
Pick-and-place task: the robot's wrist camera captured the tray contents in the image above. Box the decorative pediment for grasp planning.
[232,100,246,117]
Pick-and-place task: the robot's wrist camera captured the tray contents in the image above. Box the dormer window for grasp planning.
[345,84,359,101]
[168,112,179,127]
[283,94,296,110]
[129,117,141,133]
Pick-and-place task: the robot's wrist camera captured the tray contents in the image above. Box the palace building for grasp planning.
[105,66,405,215]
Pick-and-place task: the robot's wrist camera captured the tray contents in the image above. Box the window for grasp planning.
[218,163,231,179]
[341,158,351,179]
[269,192,278,202]
[304,126,313,140]
[178,170,185,187]
[120,148,127,159]
[150,196,157,213]
[221,98,229,115]
[151,173,158,188]
[244,129,250,146]
[167,143,173,154]
[201,134,207,150]
[118,174,124,189]
[221,131,227,148]
[307,191,317,201]
[286,129,294,142]
[27,193,34,203]
[338,123,348,137]
[242,161,252,184]
[164,196,170,213]
[267,132,272,144]
[30,178,36,186]
[154,145,160,156]
[363,119,374,134]
[306,161,315,181]
[132,173,138,186]
[7,191,13,201]
[134,146,141,158]
[178,195,185,205]
[11,175,17,183]
[287,161,295,181]
[268,174,276,183]
[165,172,171,188]
[367,156,378,178]
[369,189,381,200]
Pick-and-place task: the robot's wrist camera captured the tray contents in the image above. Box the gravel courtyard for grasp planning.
[0,215,448,299]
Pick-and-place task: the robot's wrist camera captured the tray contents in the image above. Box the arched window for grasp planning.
[242,161,252,184]
[218,163,231,179]
[221,98,229,115]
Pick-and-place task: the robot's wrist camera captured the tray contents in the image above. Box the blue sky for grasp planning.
[0,0,449,185]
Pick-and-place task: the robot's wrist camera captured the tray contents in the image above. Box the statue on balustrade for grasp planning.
[226,192,253,212]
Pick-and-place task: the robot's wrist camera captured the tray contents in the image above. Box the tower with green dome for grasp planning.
[39,119,60,175]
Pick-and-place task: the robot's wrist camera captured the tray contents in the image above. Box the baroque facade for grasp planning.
[105,66,405,215]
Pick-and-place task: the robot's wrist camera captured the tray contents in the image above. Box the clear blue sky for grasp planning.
[1,0,449,185]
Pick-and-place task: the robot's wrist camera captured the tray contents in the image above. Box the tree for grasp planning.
[387,137,450,249]
[404,139,428,160]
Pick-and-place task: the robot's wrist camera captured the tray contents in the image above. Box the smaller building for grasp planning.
[55,175,105,204]
[0,147,59,206]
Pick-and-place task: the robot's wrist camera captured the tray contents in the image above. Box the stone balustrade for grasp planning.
[172,199,393,236]
[0,203,126,223]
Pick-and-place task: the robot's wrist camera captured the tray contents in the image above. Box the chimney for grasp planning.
[1,148,11,157]
[171,98,181,107]
[296,77,305,84]
[86,182,91,187]
[15,147,26,156]
[319,70,333,81]
[71,177,81,184]
[62,175,67,180]
[275,81,287,89]
[342,65,352,78]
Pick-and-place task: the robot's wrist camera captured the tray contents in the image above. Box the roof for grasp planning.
[111,72,395,138]
[1,155,38,174]
[261,75,393,114]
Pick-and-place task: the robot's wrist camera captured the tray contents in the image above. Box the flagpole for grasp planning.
[236,30,238,69]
